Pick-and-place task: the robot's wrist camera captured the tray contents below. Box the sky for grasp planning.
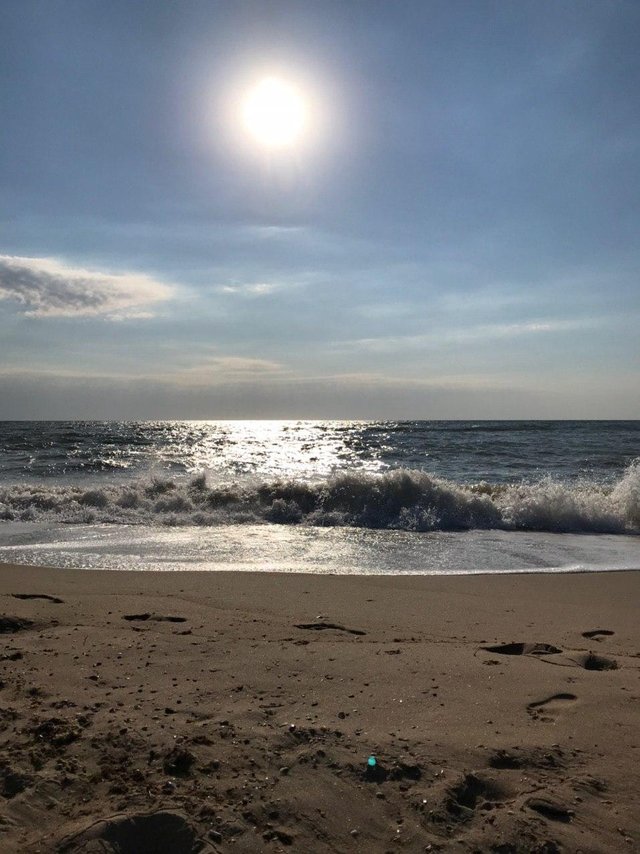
[1,0,639,419]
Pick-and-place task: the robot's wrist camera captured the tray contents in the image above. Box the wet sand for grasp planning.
[0,562,638,852]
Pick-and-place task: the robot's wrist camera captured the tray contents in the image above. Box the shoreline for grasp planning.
[0,563,638,851]
[2,558,640,577]
[2,520,639,578]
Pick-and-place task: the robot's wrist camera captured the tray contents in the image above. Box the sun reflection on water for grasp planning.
[149,420,391,484]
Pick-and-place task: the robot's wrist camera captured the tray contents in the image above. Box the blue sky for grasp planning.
[1,0,638,418]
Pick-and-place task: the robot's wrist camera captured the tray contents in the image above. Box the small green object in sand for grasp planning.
[367,755,377,767]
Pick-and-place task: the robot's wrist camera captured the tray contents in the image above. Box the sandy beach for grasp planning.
[0,563,638,853]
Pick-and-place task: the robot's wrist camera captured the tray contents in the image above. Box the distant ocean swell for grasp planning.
[1,463,639,534]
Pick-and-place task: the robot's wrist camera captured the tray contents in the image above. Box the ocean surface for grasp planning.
[0,420,638,574]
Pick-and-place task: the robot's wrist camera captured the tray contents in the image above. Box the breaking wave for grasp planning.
[1,462,639,534]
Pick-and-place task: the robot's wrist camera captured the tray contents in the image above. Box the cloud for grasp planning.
[0,255,173,319]
[217,282,279,297]
[0,356,284,384]
[173,356,285,386]
[335,318,600,353]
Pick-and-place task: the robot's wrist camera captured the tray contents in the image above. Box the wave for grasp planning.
[1,462,639,534]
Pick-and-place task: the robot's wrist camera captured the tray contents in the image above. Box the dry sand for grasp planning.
[0,563,638,853]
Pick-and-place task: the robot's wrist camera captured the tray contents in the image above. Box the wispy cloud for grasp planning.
[0,255,173,319]
[243,225,308,239]
[335,318,601,353]
[0,356,284,384]
[217,282,279,297]
[0,364,521,395]
[173,356,285,386]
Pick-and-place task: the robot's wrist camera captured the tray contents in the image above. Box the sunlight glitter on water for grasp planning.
[0,522,638,575]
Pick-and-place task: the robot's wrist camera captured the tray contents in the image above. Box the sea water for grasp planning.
[0,420,638,573]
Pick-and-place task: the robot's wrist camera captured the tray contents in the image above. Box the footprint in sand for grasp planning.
[294,622,366,636]
[57,810,215,853]
[582,629,615,641]
[0,617,34,634]
[525,796,574,822]
[122,613,187,623]
[11,593,64,604]
[482,642,562,657]
[442,773,512,824]
[488,745,566,770]
[573,652,618,671]
[527,693,577,723]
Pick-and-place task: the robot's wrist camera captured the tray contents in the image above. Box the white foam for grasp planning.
[1,462,639,535]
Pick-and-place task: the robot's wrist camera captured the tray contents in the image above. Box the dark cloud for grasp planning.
[0,255,173,319]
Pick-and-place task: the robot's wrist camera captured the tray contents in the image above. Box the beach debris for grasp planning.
[367,755,377,768]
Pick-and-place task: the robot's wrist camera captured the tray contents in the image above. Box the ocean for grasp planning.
[0,420,638,574]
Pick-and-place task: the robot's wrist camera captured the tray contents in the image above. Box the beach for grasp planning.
[3,0,640,847]
[0,563,638,852]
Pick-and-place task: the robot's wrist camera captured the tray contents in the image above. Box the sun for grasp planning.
[242,77,307,148]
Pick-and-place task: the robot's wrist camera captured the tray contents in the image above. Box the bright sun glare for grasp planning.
[242,77,307,148]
